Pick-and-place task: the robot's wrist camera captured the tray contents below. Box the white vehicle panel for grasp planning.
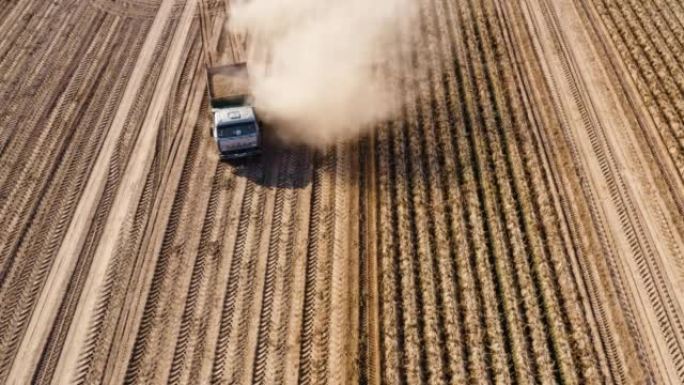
[213,106,255,127]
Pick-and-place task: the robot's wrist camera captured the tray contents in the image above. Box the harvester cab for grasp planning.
[206,63,262,159]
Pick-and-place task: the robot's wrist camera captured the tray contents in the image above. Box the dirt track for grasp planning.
[0,0,683,384]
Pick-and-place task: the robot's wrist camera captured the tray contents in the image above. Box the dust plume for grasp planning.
[230,0,417,147]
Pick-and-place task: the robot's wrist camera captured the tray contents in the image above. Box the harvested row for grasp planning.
[0,5,165,381]
[1,20,151,382]
[74,7,356,385]
[120,144,357,385]
[0,0,87,156]
[207,160,280,385]
[0,0,23,28]
[122,116,219,385]
[0,3,105,242]
[0,0,361,381]
[28,17,201,384]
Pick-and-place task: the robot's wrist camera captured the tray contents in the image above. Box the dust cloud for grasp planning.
[230,0,417,147]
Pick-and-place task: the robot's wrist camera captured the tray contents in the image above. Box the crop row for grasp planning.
[373,0,605,383]
[587,0,684,179]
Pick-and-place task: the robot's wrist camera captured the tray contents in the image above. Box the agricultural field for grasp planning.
[0,0,682,384]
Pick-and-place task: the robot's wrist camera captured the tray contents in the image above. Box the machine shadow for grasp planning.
[226,134,313,189]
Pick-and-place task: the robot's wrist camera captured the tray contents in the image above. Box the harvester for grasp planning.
[206,63,262,159]
[200,0,261,160]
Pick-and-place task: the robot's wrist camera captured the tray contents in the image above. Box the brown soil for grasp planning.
[0,0,682,384]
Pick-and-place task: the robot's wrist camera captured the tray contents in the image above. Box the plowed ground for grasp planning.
[0,0,682,384]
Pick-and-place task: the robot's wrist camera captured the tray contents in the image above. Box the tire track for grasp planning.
[523,0,684,382]
[542,3,684,378]
[250,152,299,385]
[280,153,315,385]
[20,15,181,382]
[509,1,653,382]
[4,0,181,381]
[0,19,146,382]
[473,1,603,382]
[483,2,608,382]
[219,157,280,385]
[99,20,211,385]
[575,0,684,304]
[0,2,98,203]
[295,149,337,385]
[0,13,120,284]
[0,1,88,157]
[586,0,684,180]
[0,0,68,91]
[47,2,198,382]
[522,3,661,381]
[207,170,263,384]
[122,120,217,385]
[162,162,237,385]
[326,142,358,385]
